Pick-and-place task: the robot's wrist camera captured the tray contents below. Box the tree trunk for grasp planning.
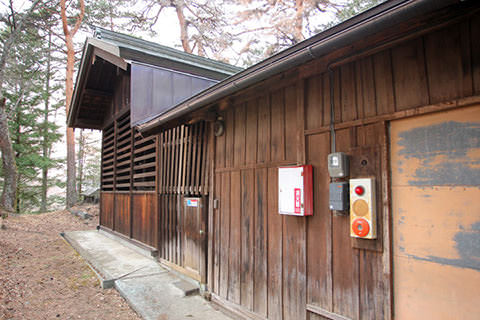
[65,38,77,207]
[0,99,16,213]
[197,41,206,57]
[14,106,20,214]
[66,127,77,207]
[61,0,84,208]
[77,129,85,196]
[108,0,115,31]
[176,4,192,53]
[294,0,305,43]
[40,31,52,212]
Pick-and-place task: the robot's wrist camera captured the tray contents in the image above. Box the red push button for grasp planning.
[354,186,364,196]
[352,218,370,237]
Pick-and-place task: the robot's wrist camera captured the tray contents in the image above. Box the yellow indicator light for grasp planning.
[353,199,368,216]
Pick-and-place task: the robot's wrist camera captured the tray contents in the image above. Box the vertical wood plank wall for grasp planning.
[100,73,158,247]
[210,16,480,320]
[158,122,209,270]
[100,109,209,267]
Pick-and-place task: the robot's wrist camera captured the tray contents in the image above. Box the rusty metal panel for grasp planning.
[391,105,480,320]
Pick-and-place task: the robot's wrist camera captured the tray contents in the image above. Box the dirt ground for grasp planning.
[0,204,141,320]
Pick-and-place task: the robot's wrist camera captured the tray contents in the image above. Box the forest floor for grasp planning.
[0,204,141,320]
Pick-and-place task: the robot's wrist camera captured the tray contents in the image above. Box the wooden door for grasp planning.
[390,106,480,319]
[183,197,207,282]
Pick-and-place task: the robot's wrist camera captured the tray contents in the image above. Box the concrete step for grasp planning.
[172,279,200,296]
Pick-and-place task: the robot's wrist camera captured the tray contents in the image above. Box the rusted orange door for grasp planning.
[390,106,480,319]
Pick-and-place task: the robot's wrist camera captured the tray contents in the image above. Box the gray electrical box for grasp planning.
[329,182,349,211]
[328,152,349,178]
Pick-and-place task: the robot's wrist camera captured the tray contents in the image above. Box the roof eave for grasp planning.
[67,38,127,128]
[94,26,243,76]
[67,41,93,128]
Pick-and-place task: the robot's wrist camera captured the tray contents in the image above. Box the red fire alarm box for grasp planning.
[278,165,313,216]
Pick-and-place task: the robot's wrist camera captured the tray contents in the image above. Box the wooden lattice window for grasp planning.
[133,129,156,191]
[159,121,208,195]
[114,112,132,191]
[101,123,115,191]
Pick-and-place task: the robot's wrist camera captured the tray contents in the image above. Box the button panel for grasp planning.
[349,178,376,239]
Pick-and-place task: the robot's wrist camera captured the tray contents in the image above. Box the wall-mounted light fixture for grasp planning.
[214,117,225,137]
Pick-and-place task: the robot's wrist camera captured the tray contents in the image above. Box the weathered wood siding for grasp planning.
[157,122,209,278]
[100,192,114,229]
[210,14,480,320]
[100,74,158,247]
[132,193,158,247]
[114,193,131,236]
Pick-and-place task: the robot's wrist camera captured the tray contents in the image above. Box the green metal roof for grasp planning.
[93,26,242,78]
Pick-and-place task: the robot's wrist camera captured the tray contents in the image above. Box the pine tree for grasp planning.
[227,0,335,65]
[84,0,127,31]
[0,0,44,213]
[37,8,65,213]
[321,0,385,30]
[124,0,235,61]
[230,0,386,65]
[1,12,63,213]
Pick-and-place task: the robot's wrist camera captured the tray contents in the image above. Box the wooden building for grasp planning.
[68,26,241,279]
[69,1,480,319]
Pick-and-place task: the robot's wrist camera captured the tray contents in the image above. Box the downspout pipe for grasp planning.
[137,0,459,133]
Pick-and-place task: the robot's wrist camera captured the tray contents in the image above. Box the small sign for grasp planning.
[294,188,301,214]
[186,199,199,207]
[331,155,339,166]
